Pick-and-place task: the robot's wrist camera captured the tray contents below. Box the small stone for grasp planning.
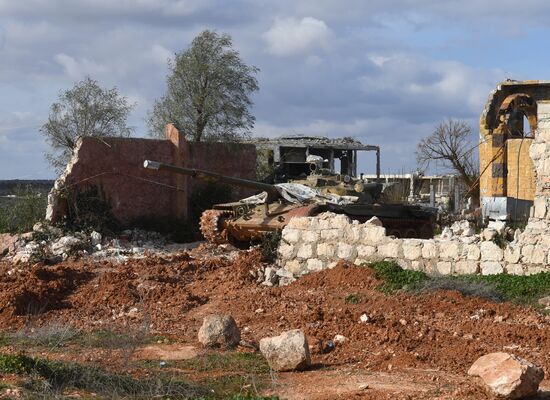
[197,314,241,349]
[359,313,370,323]
[358,383,369,390]
[538,296,550,308]
[468,352,544,399]
[259,329,311,372]
[333,334,347,345]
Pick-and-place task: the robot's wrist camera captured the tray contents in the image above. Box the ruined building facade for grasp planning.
[479,80,550,221]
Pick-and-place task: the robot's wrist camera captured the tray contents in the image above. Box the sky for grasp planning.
[0,0,548,179]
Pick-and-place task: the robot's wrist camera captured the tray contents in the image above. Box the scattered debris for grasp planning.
[468,352,544,399]
[259,329,311,372]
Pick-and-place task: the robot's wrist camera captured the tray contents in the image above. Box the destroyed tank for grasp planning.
[289,160,436,238]
[143,160,435,244]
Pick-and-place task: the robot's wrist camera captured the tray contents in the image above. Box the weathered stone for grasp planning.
[451,220,473,236]
[506,264,524,275]
[296,244,314,259]
[317,243,335,258]
[481,261,504,275]
[435,261,452,275]
[504,245,521,264]
[90,231,102,246]
[465,244,481,261]
[378,241,402,258]
[262,267,278,286]
[345,226,363,242]
[455,260,479,275]
[362,226,387,245]
[198,314,241,348]
[365,216,383,227]
[50,236,85,256]
[468,352,544,399]
[422,242,438,259]
[302,230,319,243]
[440,227,453,239]
[286,217,312,230]
[538,296,550,308]
[320,229,341,240]
[410,260,426,272]
[284,260,304,275]
[337,242,356,259]
[331,214,352,229]
[306,258,325,271]
[480,241,503,262]
[482,228,498,241]
[0,234,18,256]
[278,243,295,259]
[440,241,460,260]
[533,196,547,219]
[488,220,506,235]
[259,330,311,372]
[402,240,422,260]
[357,245,376,258]
[282,228,301,244]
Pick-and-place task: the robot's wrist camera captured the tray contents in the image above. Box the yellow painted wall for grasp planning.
[506,138,535,201]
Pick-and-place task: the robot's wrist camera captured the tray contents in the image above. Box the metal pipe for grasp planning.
[144,160,280,198]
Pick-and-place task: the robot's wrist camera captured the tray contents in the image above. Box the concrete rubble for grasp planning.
[468,352,544,399]
[0,223,201,265]
[259,329,311,372]
[197,314,241,349]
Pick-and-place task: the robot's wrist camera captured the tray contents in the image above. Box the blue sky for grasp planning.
[0,0,547,179]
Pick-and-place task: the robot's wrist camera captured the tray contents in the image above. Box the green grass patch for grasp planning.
[367,261,550,305]
[0,352,206,399]
[370,261,429,293]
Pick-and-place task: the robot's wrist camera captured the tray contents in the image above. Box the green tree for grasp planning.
[148,30,259,141]
[41,77,135,173]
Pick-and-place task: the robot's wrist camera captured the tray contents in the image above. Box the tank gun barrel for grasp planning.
[144,160,280,198]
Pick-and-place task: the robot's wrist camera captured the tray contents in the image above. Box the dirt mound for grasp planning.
[0,264,92,321]
[0,255,549,385]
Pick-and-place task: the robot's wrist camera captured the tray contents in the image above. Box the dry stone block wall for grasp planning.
[277,213,550,278]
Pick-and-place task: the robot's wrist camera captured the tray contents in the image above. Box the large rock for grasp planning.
[50,236,85,256]
[468,352,544,399]
[259,329,311,372]
[0,234,18,256]
[197,314,240,348]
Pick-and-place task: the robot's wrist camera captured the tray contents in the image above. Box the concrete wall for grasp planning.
[46,124,257,225]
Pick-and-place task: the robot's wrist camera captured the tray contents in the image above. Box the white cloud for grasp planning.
[264,17,332,57]
[54,53,108,81]
[360,53,503,114]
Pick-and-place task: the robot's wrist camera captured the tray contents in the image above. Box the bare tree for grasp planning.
[147,30,259,141]
[416,118,479,203]
[41,77,135,173]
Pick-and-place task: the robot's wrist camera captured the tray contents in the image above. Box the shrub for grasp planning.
[258,231,282,263]
[0,186,47,233]
[62,186,119,234]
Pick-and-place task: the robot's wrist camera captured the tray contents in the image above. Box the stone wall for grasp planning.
[46,124,257,225]
[277,213,549,278]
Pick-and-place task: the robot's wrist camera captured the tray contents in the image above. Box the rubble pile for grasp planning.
[277,212,549,279]
[0,223,199,265]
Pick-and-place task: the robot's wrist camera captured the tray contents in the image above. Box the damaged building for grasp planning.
[479,80,550,221]
[247,135,380,182]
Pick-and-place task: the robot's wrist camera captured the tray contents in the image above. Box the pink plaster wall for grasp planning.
[48,125,257,225]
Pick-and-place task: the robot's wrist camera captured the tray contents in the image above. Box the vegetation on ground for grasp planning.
[369,261,550,305]
[0,186,47,234]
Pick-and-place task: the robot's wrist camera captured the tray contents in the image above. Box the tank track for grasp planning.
[199,209,231,244]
